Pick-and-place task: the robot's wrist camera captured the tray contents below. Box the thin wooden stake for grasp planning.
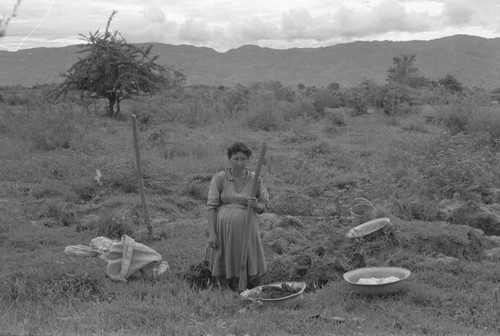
[131,114,152,242]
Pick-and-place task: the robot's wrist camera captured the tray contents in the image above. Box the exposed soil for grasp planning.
[183,214,495,292]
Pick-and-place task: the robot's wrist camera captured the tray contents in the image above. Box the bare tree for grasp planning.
[51,11,185,117]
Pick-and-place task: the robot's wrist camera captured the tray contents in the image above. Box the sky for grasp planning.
[0,0,499,52]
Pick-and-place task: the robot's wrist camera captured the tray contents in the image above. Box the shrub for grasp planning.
[345,91,368,116]
[436,91,500,144]
[70,178,100,202]
[307,141,331,158]
[248,81,295,102]
[376,83,420,116]
[135,109,155,129]
[310,88,345,115]
[390,196,439,221]
[324,108,347,126]
[281,99,317,121]
[280,119,318,144]
[245,93,283,131]
[95,212,134,239]
[420,133,500,199]
[435,94,470,135]
[101,159,141,193]
[4,102,93,151]
[147,128,168,147]
[219,84,249,117]
[468,107,500,146]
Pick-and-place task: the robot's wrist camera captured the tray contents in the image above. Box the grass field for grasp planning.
[1,84,500,336]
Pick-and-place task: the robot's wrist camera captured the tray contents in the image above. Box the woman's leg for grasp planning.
[247,275,261,289]
[215,277,230,290]
[229,278,239,292]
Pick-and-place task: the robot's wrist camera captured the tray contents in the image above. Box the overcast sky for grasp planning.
[0,0,499,52]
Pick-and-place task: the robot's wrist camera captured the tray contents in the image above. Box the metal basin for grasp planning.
[240,282,307,308]
[343,267,411,295]
[346,217,390,238]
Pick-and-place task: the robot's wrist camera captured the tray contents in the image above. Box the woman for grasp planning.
[206,142,269,291]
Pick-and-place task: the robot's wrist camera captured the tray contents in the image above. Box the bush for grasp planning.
[311,88,345,115]
[280,119,318,144]
[281,99,317,121]
[245,93,283,131]
[219,84,249,117]
[344,89,368,116]
[135,109,155,129]
[436,92,500,144]
[248,81,295,102]
[2,102,93,151]
[435,94,471,135]
[95,212,134,239]
[420,133,500,199]
[307,141,331,158]
[324,108,347,127]
[376,83,420,116]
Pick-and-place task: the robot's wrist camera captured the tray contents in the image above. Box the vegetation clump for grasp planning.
[51,11,184,118]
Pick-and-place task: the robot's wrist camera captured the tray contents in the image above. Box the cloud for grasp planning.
[236,17,280,41]
[281,7,314,39]
[370,0,433,33]
[443,0,475,26]
[2,0,500,52]
[113,9,177,45]
[178,19,211,44]
[142,6,166,24]
[278,1,434,43]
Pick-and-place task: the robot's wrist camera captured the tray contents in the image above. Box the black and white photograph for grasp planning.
[1,1,499,335]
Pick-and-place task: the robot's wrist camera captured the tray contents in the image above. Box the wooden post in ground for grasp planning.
[131,114,153,242]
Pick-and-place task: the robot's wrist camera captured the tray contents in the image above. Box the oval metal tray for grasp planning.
[346,217,390,238]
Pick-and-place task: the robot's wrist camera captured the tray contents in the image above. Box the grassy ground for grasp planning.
[0,88,499,336]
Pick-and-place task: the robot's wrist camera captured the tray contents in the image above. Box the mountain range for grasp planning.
[1,34,500,90]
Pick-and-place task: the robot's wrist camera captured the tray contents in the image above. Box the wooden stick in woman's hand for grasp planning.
[238,142,267,291]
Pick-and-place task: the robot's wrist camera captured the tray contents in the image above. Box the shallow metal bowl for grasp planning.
[343,267,411,295]
[346,217,390,238]
[240,281,307,308]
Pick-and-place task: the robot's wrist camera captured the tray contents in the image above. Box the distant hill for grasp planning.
[1,34,500,90]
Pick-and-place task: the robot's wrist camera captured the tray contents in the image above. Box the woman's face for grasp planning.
[229,151,249,173]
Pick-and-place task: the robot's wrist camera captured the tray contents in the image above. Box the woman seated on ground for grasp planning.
[206,141,269,291]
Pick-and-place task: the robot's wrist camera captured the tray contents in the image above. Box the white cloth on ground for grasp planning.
[64,235,169,281]
[104,235,169,281]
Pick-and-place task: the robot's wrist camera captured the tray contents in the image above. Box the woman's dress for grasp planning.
[207,168,268,279]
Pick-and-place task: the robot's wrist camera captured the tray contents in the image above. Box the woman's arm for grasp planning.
[207,208,218,249]
[248,176,269,214]
[206,172,223,249]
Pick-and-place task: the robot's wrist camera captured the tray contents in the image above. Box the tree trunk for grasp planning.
[116,96,121,116]
[107,96,116,117]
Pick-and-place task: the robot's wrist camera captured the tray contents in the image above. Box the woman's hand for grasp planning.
[247,197,264,213]
[208,234,218,249]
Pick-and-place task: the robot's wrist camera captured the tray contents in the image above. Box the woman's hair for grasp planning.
[227,142,252,159]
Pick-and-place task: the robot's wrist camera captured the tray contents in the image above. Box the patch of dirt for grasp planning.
[258,217,493,290]
[181,215,495,292]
